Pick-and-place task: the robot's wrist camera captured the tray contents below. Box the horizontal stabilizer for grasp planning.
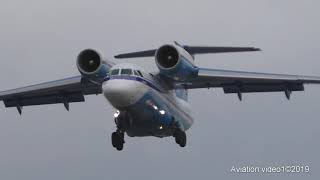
[114,49,156,59]
[114,43,261,59]
[183,46,260,54]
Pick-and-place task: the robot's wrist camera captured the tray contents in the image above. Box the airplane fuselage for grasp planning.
[102,63,193,138]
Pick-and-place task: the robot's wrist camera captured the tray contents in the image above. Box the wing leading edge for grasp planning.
[0,76,102,114]
[175,68,320,100]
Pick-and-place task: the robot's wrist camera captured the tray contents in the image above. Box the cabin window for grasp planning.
[121,69,132,75]
[111,69,120,76]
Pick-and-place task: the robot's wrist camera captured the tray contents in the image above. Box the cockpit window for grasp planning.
[121,69,132,75]
[133,70,143,77]
[111,69,120,76]
[134,70,139,76]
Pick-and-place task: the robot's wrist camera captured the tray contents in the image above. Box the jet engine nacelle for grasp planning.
[155,45,198,80]
[77,49,109,80]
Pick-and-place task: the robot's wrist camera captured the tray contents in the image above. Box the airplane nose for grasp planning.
[102,79,147,108]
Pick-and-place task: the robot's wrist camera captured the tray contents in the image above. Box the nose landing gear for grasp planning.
[174,129,187,147]
[111,112,129,151]
[111,130,125,151]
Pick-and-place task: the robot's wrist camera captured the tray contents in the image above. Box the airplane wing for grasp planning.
[175,68,320,100]
[0,76,102,114]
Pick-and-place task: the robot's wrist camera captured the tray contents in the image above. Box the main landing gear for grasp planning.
[112,113,127,151]
[174,129,187,147]
[111,130,125,151]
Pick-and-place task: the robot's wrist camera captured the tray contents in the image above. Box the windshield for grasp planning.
[121,69,132,75]
[110,68,143,77]
[110,69,120,76]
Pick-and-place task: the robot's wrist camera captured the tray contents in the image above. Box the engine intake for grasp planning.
[77,49,108,80]
[155,44,197,80]
[156,45,179,69]
[77,49,102,74]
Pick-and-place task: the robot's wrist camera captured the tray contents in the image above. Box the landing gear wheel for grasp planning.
[174,130,186,147]
[111,131,125,151]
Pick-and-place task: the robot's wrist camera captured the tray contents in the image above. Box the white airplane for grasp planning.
[1,42,320,151]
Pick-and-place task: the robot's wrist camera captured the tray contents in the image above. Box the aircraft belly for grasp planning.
[125,89,194,137]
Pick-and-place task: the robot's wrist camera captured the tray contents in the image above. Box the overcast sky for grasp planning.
[0,0,320,179]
